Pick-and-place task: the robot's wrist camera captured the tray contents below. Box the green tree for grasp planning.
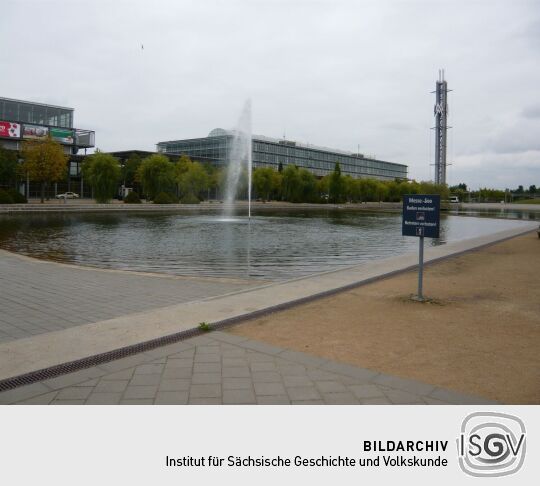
[136,154,175,200]
[122,153,142,187]
[82,152,121,203]
[328,162,345,203]
[177,160,210,202]
[297,168,318,202]
[281,165,301,202]
[21,136,67,203]
[252,167,276,201]
[0,145,18,187]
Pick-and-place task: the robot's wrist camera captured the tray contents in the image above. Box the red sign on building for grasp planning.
[0,121,21,138]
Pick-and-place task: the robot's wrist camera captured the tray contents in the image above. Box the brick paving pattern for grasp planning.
[0,251,254,343]
[0,332,496,405]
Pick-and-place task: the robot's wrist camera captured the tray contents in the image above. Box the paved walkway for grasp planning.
[0,250,255,344]
[0,332,495,405]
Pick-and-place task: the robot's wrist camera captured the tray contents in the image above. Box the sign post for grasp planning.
[402,195,441,301]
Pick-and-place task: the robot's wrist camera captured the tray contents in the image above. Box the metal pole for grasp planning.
[418,236,424,300]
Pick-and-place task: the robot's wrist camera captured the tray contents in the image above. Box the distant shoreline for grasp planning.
[0,200,539,215]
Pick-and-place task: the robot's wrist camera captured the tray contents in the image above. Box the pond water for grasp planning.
[0,210,529,281]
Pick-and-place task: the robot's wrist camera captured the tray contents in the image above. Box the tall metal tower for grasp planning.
[433,69,449,185]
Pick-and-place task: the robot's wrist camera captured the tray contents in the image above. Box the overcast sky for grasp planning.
[1,0,538,189]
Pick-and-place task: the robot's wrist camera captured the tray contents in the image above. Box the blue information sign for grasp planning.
[402,194,440,238]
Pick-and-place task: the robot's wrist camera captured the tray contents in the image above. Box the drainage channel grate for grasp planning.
[0,326,204,393]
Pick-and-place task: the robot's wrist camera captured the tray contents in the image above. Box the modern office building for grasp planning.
[0,97,95,154]
[0,97,95,197]
[157,129,407,181]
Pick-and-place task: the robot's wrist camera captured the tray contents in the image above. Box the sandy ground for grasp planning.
[229,232,540,404]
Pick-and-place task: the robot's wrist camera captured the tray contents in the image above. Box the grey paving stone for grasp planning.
[41,369,105,390]
[222,357,248,367]
[51,399,86,405]
[383,389,425,404]
[194,353,221,363]
[287,386,322,401]
[0,249,252,343]
[0,382,52,404]
[99,368,135,381]
[192,373,222,385]
[291,400,325,405]
[278,350,328,367]
[315,381,348,393]
[193,363,221,373]
[321,362,379,382]
[254,382,287,396]
[307,369,341,381]
[86,392,123,405]
[283,375,315,387]
[211,332,250,344]
[94,380,129,393]
[134,363,164,375]
[252,371,282,383]
[123,385,159,399]
[222,377,253,390]
[245,351,275,362]
[196,345,221,355]
[322,392,360,404]
[222,367,251,378]
[155,391,189,405]
[372,374,435,396]
[165,358,194,369]
[129,374,162,386]
[75,378,100,387]
[220,348,247,358]
[188,397,221,405]
[257,395,291,405]
[162,367,193,379]
[275,364,307,376]
[348,384,386,399]
[159,379,191,392]
[98,354,152,373]
[18,391,58,405]
[223,389,257,404]
[359,397,393,405]
[240,340,284,355]
[56,386,94,400]
[423,397,449,405]
[189,384,221,399]
[250,361,278,372]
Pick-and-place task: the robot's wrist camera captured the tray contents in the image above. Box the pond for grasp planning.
[0,210,530,281]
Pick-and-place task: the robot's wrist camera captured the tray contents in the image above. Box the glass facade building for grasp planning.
[0,97,95,154]
[157,129,407,180]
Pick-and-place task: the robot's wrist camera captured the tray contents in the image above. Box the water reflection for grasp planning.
[0,210,530,280]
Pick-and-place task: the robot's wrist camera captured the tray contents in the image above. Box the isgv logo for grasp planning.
[457,412,526,477]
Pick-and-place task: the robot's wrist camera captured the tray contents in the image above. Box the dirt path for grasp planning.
[228,232,540,404]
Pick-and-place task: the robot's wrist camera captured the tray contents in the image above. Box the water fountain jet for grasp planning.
[224,100,252,220]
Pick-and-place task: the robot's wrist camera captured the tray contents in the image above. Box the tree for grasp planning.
[136,154,175,200]
[529,185,537,194]
[281,165,301,202]
[297,168,318,202]
[122,153,142,186]
[252,167,275,201]
[21,136,67,203]
[0,145,18,187]
[177,160,210,202]
[82,152,121,203]
[328,162,345,203]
